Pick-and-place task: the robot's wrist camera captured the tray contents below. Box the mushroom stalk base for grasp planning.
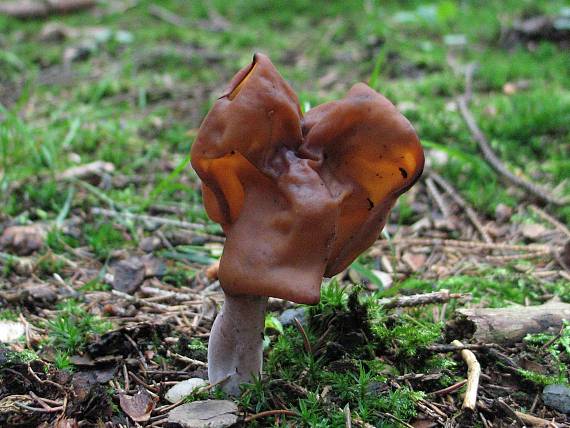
[208,294,268,395]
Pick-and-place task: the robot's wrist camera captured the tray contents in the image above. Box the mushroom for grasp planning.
[191,53,424,394]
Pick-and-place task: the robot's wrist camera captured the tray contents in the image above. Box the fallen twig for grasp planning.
[427,343,498,353]
[514,410,562,428]
[169,353,207,368]
[425,177,452,219]
[139,285,202,304]
[449,300,570,344]
[57,161,115,181]
[457,66,567,206]
[428,170,492,242]
[244,409,299,423]
[0,0,95,19]
[111,290,172,312]
[379,289,466,309]
[529,204,570,239]
[430,379,468,397]
[294,317,312,354]
[377,412,414,428]
[148,4,186,27]
[372,237,556,254]
[452,340,481,411]
[91,207,205,230]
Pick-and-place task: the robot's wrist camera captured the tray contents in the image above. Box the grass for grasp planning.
[0,0,568,222]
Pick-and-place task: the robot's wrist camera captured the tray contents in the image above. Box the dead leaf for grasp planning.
[119,389,157,422]
[112,255,166,294]
[402,252,427,271]
[112,258,145,293]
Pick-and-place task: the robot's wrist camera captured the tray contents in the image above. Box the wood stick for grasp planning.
[457,70,566,206]
[139,286,202,304]
[514,411,562,428]
[425,177,452,219]
[0,0,95,19]
[529,204,570,239]
[452,340,481,411]
[430,379,467,397]
[244,409,299,423]
[449,301,570,345]
[372,237,555,253]
[379,289,466,309]
[91,207,205,230]
[428,170,492,242]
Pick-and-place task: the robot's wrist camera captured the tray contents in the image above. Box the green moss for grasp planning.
[85,222,127,260]
[46,299,113,354]
[519,321,570,386]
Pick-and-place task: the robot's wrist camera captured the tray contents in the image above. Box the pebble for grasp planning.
[165,378,208,403]
[543,384,570,414]
[167,400,238,428]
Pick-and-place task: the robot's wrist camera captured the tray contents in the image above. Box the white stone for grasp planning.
[165,378,208,403]
[168,400,238,428]
[0,321,25,343]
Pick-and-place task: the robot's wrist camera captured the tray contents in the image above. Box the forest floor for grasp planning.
[0,1,569,427]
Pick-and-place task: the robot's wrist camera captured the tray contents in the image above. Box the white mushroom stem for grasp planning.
[208,294,268,395]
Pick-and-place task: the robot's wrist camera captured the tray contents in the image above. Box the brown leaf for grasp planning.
[55,418,78,428]
[402,252,427,271]
[119,389,157,422]
[0,224,45,256]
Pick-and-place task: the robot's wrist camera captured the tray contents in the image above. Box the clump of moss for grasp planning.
[252,283,439,425]
[45,299,113,354]
[85,223,127,260]
[519,321,570,386]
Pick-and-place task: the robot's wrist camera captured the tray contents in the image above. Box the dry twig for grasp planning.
[515,411,562,428]
[91,207,206,231]
[294,317,313,354]
[529,204,570,239]
[452,340,481,411]
[457,66,567,206]
[244,409,299,423]
[379,289,465,309]
[428,170,492,242]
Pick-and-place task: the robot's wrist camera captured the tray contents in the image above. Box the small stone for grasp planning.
[0,321,25,343]
[543,384,570,414]
[372,270,393,289]
[521,223,547,240]
[167,400,238,428]
[0,224,45,256]
[495,204,513,224]
[278,307,308,327]
[139,236,162,252]
[165,378,208,403]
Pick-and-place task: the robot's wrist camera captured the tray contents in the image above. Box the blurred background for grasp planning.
[0,1,569,426]
[1,0,568,222]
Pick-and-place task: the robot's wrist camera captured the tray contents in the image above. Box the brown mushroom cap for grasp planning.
[191,53,424,304]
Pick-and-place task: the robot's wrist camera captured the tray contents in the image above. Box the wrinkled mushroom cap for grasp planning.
[191,53,423,304]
